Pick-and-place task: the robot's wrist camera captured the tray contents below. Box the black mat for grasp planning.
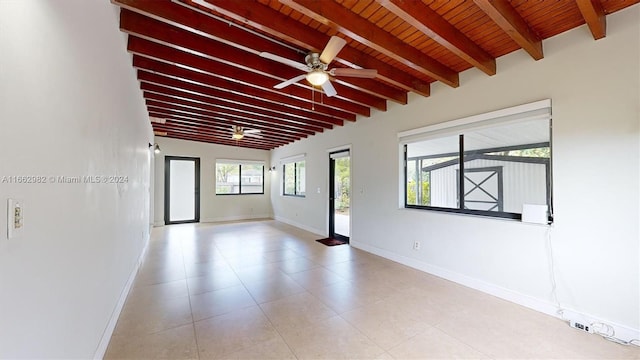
[315,237,347,246]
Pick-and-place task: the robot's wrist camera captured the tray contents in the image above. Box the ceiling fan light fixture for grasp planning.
[306,70,328,86]
[232,133,244,140]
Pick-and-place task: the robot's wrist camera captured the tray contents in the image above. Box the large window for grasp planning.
[215,160,264,195]
[401,100,553,222]
[283,160,305,197]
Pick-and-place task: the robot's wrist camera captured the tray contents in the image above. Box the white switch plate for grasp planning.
[7,198,23,239]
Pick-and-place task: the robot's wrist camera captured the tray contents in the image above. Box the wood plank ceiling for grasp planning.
[112,0,638,150]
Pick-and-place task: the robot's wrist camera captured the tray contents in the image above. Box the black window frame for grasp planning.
[283,160,305,197]
[215,162,265,195]
[404,134,553,223]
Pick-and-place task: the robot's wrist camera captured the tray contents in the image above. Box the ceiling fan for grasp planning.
[231,125,262,140]
[260,36,377,97]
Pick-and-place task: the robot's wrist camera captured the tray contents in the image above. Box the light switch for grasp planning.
[317,187,321,194]
[7,199,23,239]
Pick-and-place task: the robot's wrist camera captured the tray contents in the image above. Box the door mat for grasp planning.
[315,237,347,246]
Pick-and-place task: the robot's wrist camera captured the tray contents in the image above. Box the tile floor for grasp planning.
[105,220,639,359]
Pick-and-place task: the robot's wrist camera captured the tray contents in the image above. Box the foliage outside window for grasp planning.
[283,160,305,197]
[216,161,264,195]
[402,101,553,222]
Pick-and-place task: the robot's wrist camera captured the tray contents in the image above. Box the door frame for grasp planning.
[164,156,201,225]
[328,149,350,242]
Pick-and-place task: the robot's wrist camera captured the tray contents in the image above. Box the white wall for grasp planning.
[0,1,152,358]
[154,137,272,225]
[271,8,640,338]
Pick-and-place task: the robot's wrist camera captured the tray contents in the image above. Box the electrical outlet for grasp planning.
[570,320,593,333]
[413,241,421,251]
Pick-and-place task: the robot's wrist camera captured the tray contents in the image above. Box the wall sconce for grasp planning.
[149,143,161,154]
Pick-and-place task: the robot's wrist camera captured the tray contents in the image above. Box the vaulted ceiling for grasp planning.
[112,0,639,150]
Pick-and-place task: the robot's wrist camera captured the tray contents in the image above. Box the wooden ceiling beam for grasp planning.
[119,11,374,116]
[375,0,496,76]
[144,93,321,135]
[137,69,349,127]
[575,0,606,40]
[280,0,459,87]
[128,38,376,116]
[153,127,276,150]
[152,121,284,144]
[192,0,417,100]
[151,120,289,145]
[473,0,544,60]
[130,48,373,117]
[146,103,305,141]
[136,67,361,127]
[143,91,324,134]
[140,80,342,128]
[140,83,338,130]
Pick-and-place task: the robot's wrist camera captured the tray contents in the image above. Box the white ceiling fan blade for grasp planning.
[245,133,263,139]
[321,80,337,97]
[319,36,347,64]
[274,74,307,89]
[244,129,261,134]
[259,52,309,72]
[330,68,378,78]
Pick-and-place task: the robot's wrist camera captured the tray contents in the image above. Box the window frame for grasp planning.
[282,160,306,197]
[399,100,553,223]
[215,160,265,196]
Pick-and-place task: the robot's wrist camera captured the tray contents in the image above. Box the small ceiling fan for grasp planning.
[231,125,262,140]
[260,36,377,97]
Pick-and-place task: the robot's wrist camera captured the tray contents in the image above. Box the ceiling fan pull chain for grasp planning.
[312,85,315,110]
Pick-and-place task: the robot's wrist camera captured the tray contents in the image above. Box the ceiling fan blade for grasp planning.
[245,133,263,139]
[321,80,337,97]
[274,74,307,89]
[319,36,347,64]
[259,52,309,72]
[330,68,378,78]
[244,129,261,134]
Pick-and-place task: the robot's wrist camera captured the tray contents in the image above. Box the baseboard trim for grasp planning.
[350,240,640,345]
[201,214,273,223]
[274,216,324,237]
[93,235,150,359]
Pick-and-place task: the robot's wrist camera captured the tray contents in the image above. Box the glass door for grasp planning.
[164,156,200,225]
[329,150,350,242]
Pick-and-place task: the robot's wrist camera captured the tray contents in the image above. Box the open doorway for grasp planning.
[329,150,350,242]
[164,156,200,225]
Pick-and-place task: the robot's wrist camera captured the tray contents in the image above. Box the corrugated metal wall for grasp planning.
[430,159,547,213]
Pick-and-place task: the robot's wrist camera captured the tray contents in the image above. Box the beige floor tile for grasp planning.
[309,278,395,314]
[126,279,189,305]
[387,325,489,359]
[107,221,639,360]
[243,274,306,304]
[233,262,288,284]
[259,292,338,333]
[218,336,296,360]
[261,248,304,262]
[277,257,321,274]
[341,297,434,350]
[134,263,186,287]
[113,295,193,336]
[288,266,346,290]
[279,315,386,359]
[184,260,232,279]
[190,285,257,321]
[105,323,198,360]
[186,268,243,295]
[195,305,282,359]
